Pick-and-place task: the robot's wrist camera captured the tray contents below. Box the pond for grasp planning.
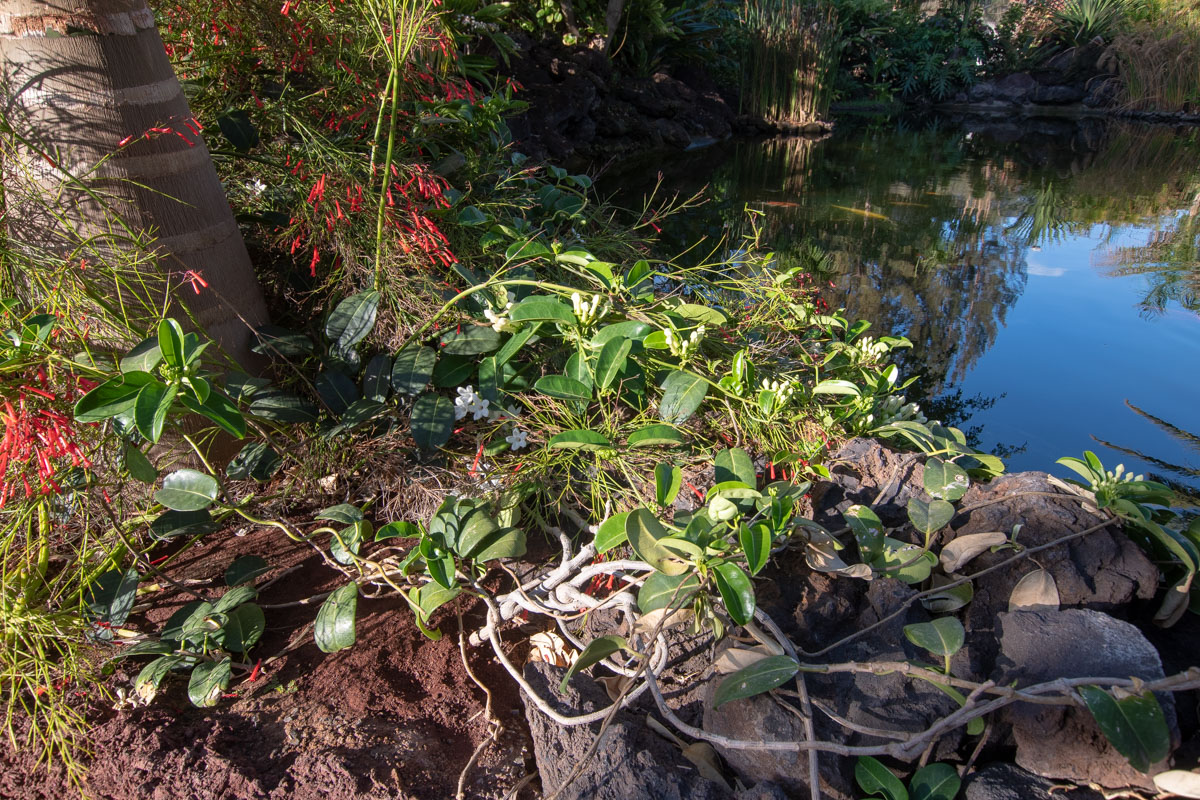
[607,114,1200,503]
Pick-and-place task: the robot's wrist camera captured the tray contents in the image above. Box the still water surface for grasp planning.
[616,116,1200,500]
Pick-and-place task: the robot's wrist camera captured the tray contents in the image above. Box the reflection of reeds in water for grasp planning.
[739,0,839,125]
[1093,400,1200,507]
[1101,195,1200,316]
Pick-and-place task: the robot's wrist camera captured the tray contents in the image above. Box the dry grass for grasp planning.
[1105,15,1200,112]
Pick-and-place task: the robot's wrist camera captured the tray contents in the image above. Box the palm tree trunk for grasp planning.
[0,0,267,368]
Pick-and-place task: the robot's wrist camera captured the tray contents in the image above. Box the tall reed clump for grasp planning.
[1105,15,1200,112]
[739,0,839,125]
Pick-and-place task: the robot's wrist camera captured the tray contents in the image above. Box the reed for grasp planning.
[739,0,840,125]
[1106,16,1200,112]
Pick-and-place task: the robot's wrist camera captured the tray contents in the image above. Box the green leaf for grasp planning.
[410,393,455,449]
[714,562,755,626]
[666,302,727,326]
[225,555,269,586]
[360,353,392,402]
[123,444,158,484]
[713,654,800,709]
[188,656,232,707]
[74,371,155,422]
[626,508,687,575]
[844,504,885,561]
[595,337,632,390]
[247,391,318,423]
[715,448,756,487]
[923,459,970,502]
[910,763,961,800]
[213,585,257,613]
[376,521,421,541]
[440,326,501,355]
[157,319,186,369]
[505,239,551,261]
[855,756,909,800]
[226,441,282,481]
[216,109,258,151]
[1079,686,1171,773]
[119,336,162,374]
[85,568,139,627]
[903,617,965,659]
[547,429,612,450]
[740,522,772,575]
[134,655,183,703]
[315,370,358,415]
[326,290,380,350]
[595,512,630,553]
[627,424,685,448]
[180,390,246,438]
[316,503,363,524]
[472,527,526,561]
[907,497,956,537]
[509,297,576,325]
[412,581,460,626]
[559,635,632,693]
[314,583,358,653]
[330,521,367,565]
[655,463,683,507]
[155,469,219,512]
[149,509,218,541]
[222,604,265,652]
[658,370,707,424]
[591,321,652,348]
[813,379,861,396]
[251,325,314,358]
[391,345,437,395]
[494,323,538,366]
[457,205,488,226]
[638,571,700,613]
[428,553,458,589]
[872,537,938,584]
[535,375,591,402]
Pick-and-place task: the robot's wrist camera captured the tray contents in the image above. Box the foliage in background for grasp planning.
[739,0,840,123]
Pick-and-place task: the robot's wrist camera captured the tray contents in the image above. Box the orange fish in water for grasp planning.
[758,200,802,209]
[831,204,891,222]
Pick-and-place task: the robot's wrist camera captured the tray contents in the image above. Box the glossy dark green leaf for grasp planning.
[251,325,314,358]
[654,463,682,507]
[216,109,258,151]
[903,617,965,658]
[376,521,421,541]
[359,353,392,401]
[316,503,363,524]
[855,756,909,800]
[494,323,538,366]
[595,512,630,553]
[85,568,139,627]
[559,635,633,693]
[134,655,183,703]
[548,429,611,450]
[74,371,155,422]
[509,297,575,325]
[472,527,526,561]
[123,444,158,484]
[910,763,961,800]
[410,392,455,449]
[314,583,358,653]
[212,585,257,613]
[595,337,632,391]
[325,290,380,350]
[119,336,162,374]
[150,509,219,541]
[456,205,488,226]
[428,553,458,589]
[505,239,551,261]
[226,441,282,481]
[666,302,727,326]
[844,504,886,562]
[534,375,592,402]
[658,370,707,424]
[715,448,756,487]
[740,522,772,575]
[923,458,970,502]
[391,345,436,395]
[907,497,956,537]
[225,555,269,587]
[591,321,652,348]
[714,562,755,626]
[439,326,501,355]
[330,521,368,565]
[431,353,474,387]
[180,390,247,438]
[315,370,358,415]
[155,469,219,512]
[412,581,460,625]
[713,654,800,709]
[626,424,685,448]
[872,537,938,584]
[157,319,186,369]
[1079,686,1171,773]
[637,571,700,614]
[222,604,265,653]
[188,656,232,707]
[626,508,687,575]
[565,351,593,388]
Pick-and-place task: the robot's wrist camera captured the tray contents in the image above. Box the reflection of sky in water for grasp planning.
[613,121,1200,496]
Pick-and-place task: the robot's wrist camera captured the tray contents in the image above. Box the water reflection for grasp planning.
[608,115,1200,494]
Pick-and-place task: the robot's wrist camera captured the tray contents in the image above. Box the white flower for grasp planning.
[505,428,529,450]
[454,385,490,421]
[248,179,267,196]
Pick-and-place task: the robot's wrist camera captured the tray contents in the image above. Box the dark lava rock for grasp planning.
[964,763,1104,800]
[1030,84,1085,104]
[993,73,1038,102]
[994,609,1176,790]
[521,660,731,800]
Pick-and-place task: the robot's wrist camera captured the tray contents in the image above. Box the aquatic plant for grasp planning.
[739,0,840,124]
